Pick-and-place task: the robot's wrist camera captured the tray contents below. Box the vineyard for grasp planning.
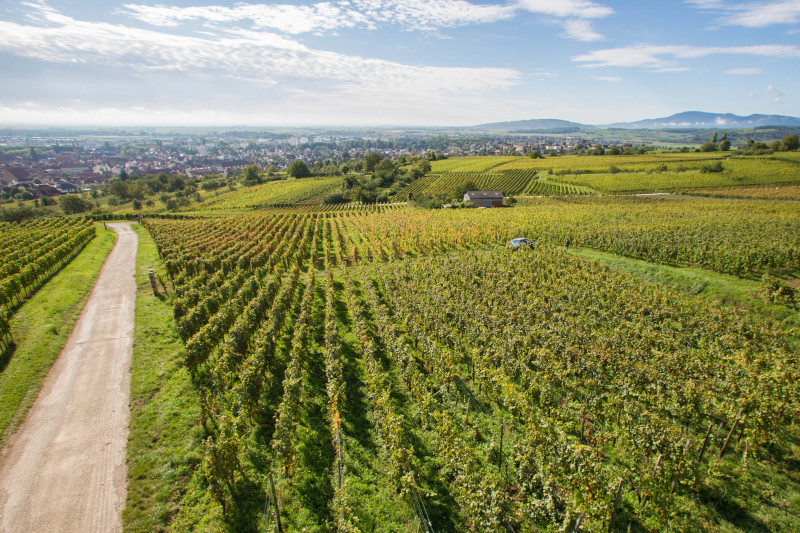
[557,158,800,194]
[396,171,594,200]
[202,177,343,211]
[418,154,800,198]
[136,189,800,531]
[689,185,800,200]
[0,217,95,356]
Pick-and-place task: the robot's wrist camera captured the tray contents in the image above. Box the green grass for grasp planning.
[0,222,116,448]
[124,224,213,533]
[571,246,800,347]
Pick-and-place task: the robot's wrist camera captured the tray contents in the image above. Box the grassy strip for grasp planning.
[0,223,116,449]
[573,248,794,309]
[572,246,800,349]
[124,224,212,532]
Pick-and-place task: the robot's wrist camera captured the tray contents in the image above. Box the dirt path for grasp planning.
[0,223,137,533]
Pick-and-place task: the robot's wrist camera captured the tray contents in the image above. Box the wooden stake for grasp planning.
[698,423,713,463]
[499,424,504,468]
[269,473,285,533]
[574,514,583,532]
[720,409,743,458]
[580,405,586,443]
[608,478,624,533]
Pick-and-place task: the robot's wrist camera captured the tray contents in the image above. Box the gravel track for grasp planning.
[0,223,137,533]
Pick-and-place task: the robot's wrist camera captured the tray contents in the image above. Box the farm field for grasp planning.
[420,153,800,197]
[126,188,800,532]
[202,177,343,210]
[396,171,593,200]
[689,185,800,200]
[3,154,800,532]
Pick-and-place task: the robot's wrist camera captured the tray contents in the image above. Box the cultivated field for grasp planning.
[132,193,800,532]
[419,153,800,197]
[2,153,799,533]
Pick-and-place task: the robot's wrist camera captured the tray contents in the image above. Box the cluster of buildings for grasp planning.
[0,130,601,200]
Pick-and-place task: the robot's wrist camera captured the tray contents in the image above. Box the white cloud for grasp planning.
[121,0,516,34]
[687,0,800,28]
[723,1,800,27]
[352,0,516,29]
[562,19,604,41]
[0,3,519,95]
[530,68,559,78]
[121,0,613,40]
[573,44,800,68]
[684,0,726,8]
[516,0,613,19]
[121,2,369,34]
[590,75,620,81]
[725,67,762,74]
[0,2,524,126]
[767,83,785,103]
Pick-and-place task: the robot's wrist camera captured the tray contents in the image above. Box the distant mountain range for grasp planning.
[473,112,800,132]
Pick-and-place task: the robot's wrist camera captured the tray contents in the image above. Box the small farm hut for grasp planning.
[463,190,504,207]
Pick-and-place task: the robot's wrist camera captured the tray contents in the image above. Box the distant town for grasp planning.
[0,129,613,200]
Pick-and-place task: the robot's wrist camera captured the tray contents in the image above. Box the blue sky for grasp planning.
[0,0,798,126]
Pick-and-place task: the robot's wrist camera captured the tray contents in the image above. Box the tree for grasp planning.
[59,194,92,214]
[0,205,36,222]
[167,175,186,192]
[286,160,311,178]
[527,150,543,159]
[376,158,395,172]
[711,131,718,144]
[719,139,731,151]
[109,179,130,200]
[453,180,478,200]
[364,152,382,172]
[782,134,799,151]
[416,160,432,174]
[699,141,717,152]
[244,164,262,186]
[132,199,142,210]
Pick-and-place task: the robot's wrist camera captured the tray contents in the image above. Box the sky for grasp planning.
[0,0,799,127]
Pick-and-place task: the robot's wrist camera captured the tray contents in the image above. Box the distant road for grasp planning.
[0,223,137,533]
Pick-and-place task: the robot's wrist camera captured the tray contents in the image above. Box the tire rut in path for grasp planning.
[0,223,137,533]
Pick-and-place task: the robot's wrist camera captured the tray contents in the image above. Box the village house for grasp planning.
[1,167,32,186]
[464,190,504,207]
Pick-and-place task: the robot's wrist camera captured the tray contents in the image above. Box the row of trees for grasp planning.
[701,132,799,153]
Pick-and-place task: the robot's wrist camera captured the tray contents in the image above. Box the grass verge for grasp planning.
[572,248,800,327]
[124,224,211,532]
[0,222,116,449]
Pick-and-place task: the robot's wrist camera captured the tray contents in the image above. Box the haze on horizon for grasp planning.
[0,0,798,128]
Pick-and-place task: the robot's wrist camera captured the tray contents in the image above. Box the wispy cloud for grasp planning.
[687,0,800,28]
[121,0,613,39]
[517,0,612,41]
[590,75,621,81]
[573,44,800,69]
[516,0,613,19]
[562,19,604,41]
[0,2,519,95]
[767,83,785,103]
[121,0,517,34]
[530,68,559,78]
[725,67,762,74]
[120,2,370,34]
